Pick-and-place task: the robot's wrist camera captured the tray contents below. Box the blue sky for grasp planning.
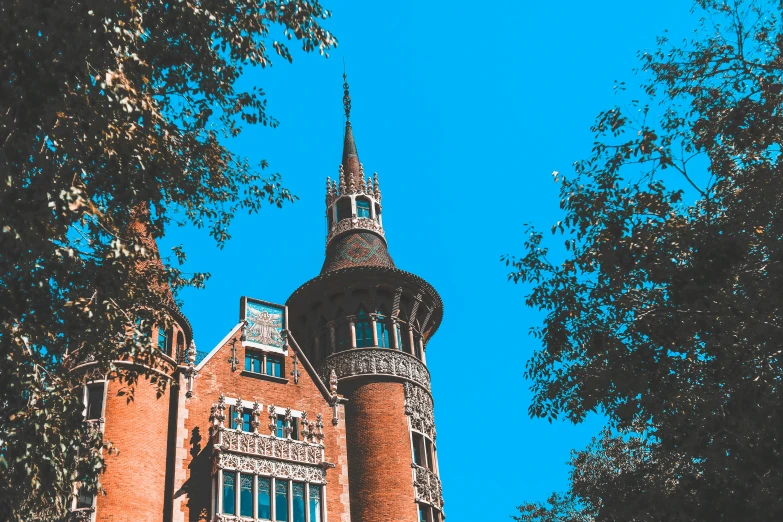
[160,1,699,519]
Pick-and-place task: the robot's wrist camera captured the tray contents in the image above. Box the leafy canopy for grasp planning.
[0,1,334,520]
[505,1,783,520]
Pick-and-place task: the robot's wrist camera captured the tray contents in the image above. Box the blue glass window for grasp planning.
[336,321,350,351]
[258,477,272,520]
[275,479,289,522]
[355,308,372,348]
[246,351,262,373]
[276,416,285,438]
[375,316,390,348]
[396,324,408,351]
[267,356,282,377]
[356,198,371,218]
[222,472,236,515]
[243,410,253,432]
[309,485,322,522]
[157,327,169,354]
[240,474,253,517]
[292,482,305,522]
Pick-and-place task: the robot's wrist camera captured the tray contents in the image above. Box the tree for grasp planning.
[505,1,783,520]
[0,1,335,520]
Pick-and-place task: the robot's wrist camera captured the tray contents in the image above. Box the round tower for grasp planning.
[287,76,445,522]
[68,205,193,522]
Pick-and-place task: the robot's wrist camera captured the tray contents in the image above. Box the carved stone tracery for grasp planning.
[404,382,436,440]
[212,451,327,484]
[327,216,385,244]
[412,463,444,511]
[319,348,431,390]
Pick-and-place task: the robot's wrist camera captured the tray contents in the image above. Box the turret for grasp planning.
[287,76,445,522]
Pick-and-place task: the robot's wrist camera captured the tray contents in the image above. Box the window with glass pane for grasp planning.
[85,384,104,420]
[240,474,253,517]
[355,308,372,347]
[243,410,253,432]
[276,416,285,438]
[275,480,289,522]
[414,334,422,359]
[336,198,351,221]
[222,472,236,515]
[412,433,424,466]
[258,477,272,520]
[336,321,350,351]
[375,317,390,348]
[356,198,371,218]
[309,485,322,522]
[396,323,408,351]
[292,482,305,522]
[157,327,168,354]
[246,351,262,373]
[425,439,435,471]
[76,485,93,508]
[267,356,282,377]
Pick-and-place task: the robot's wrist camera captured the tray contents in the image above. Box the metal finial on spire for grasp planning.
[343,70,352,122]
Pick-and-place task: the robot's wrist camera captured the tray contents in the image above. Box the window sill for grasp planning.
[240,371,288,384]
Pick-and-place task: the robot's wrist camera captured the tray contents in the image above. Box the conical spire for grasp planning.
[341,72,364,191]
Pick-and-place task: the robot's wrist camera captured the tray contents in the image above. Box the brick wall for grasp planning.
[178,329,351,522]
[342,380,418,522]
[97,368,175,522]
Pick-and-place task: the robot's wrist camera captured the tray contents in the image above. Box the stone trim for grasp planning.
[404,382,436,441]
[212,426,325,465]
[327,216,385,245]
[212,452,327,484]
[318,348,431,390]
[412,463,444,511]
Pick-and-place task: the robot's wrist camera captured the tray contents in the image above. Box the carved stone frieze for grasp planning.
[319,348,431,390]
[327,217,385,244]
[412,463,444,511]
[212,451,327,484]
[404,382,436,440]
[68,508,94,522]
[211,426,324,465]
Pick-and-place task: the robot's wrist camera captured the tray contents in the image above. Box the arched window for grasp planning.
[355,307,373,348]
[157,326,170,355]
[336,198,352,221]
[356,197,371,218]
[395,322,409,351]
[335,309,350,351]
[176,331,185,361]
[375,306,390,348]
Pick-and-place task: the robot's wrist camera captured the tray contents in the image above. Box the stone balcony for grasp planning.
[211,425,324,466]
[319,347,431,390]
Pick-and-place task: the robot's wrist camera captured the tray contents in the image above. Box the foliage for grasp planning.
[0,1,335,520]
[505,1,783,520]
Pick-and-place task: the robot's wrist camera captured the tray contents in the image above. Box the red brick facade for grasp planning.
[75,92,445,522]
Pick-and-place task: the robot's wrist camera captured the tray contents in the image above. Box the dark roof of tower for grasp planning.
[341,122,364,190]
[321,231,395,273]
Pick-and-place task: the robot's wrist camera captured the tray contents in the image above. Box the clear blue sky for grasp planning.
[160,1,699,519]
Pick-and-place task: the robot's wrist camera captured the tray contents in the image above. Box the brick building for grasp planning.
[70,79,445,522]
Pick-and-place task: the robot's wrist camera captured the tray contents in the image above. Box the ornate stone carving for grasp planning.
[68,508,95,522]
[212,451,327,484]
[327,216,385,244]
[412,463,444,511]
[211,425,325,465]
[404,382,436,440]
[319,348,431,390]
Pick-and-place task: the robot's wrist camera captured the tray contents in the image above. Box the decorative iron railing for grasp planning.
[412,463,444,511]
[319,347,431,390]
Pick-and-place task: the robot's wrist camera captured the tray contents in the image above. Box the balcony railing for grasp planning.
[412,463,444,511]
[211,425,324,466]
[319,347,431,390]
